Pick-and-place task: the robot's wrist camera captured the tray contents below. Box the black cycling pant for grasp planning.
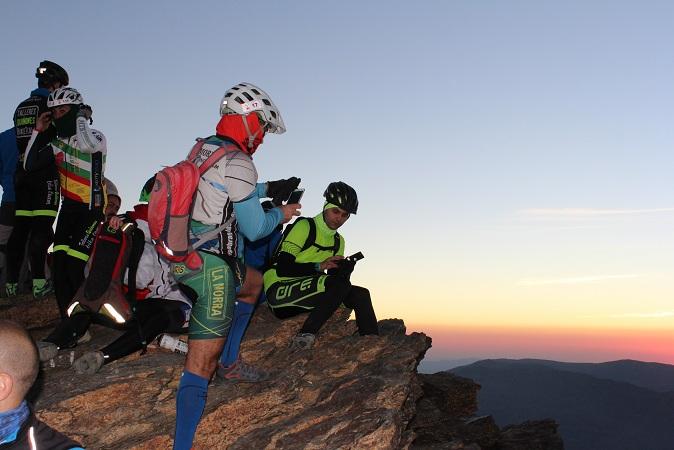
[6,215,55,282]
[52,201,102,318]
[0,202,15,284]
[5,168,58,283]
[268,275,378,335]
[0,201,15,249]
[44,299,187,364]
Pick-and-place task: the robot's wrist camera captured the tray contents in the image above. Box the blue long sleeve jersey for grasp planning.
[0,128,18,202]
[232,183,283,257]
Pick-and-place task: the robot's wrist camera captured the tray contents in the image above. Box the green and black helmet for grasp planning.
[35,60,69,87]
[324,181,358,214]
[139,175,157,203]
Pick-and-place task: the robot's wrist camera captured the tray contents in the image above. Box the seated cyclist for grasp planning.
[263,181,379,350]
[37,178,192,374]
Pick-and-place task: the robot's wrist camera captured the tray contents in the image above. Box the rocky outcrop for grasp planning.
[411,373,564,450]
[2,296,564,449]
[498,420,564,450]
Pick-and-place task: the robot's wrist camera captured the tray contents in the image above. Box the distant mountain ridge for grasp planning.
[469,358,674,392]
[451,359,674,450]
[418,358,480,373]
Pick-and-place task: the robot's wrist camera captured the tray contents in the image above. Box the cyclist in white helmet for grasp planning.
[171,82,300,450]
[24,87,108,320]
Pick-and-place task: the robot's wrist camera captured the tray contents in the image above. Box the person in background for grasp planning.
[23,87,107,319]
[104,178,121,220]
[5,61,68,299]
[0,320,83,449]
[263,182,378,350]
[0,128,18,288]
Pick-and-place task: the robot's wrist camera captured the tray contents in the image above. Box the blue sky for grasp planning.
[3,1,674,362]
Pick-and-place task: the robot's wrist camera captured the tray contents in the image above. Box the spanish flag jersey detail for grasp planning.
[51,129,107,209]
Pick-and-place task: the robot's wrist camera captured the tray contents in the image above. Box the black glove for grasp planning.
[77,104,93,124]
[327,258,356,280]
[267,177,301,206]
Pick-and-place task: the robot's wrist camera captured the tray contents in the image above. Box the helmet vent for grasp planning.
[243,92,254,101]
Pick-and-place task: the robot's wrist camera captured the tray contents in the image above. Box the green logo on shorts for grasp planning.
[210,266,225,318]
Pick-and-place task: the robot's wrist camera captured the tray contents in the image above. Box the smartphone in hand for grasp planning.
[286,188,305,204]
[347,252,364,262]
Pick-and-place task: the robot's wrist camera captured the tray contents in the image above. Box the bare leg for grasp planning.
[237,266,262,305]
[185,337,226,379]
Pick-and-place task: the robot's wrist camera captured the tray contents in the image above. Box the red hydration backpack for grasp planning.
[148,139,237,270]
[67,220,144,324]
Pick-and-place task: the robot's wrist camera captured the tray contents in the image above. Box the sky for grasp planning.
[3,1,674,366]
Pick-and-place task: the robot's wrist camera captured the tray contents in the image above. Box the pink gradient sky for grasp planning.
[412,323,674,364]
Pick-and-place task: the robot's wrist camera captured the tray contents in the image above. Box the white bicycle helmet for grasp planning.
[219,82,286,134]
[47,87,83,108]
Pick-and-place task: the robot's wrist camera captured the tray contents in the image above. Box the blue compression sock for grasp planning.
[174,370,208,450]
[219,301,254,367]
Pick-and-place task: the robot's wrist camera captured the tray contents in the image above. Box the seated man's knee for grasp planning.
[325,275,351,294]
[350,285,370,300]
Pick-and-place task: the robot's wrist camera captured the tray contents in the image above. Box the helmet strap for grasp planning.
[241,115,260,150]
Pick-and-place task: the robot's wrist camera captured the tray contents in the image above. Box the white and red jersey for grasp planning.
[189,136,258,257]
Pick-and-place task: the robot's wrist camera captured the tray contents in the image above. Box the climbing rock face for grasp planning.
[4,296,563,449]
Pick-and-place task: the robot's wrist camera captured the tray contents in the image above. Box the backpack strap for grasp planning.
[188,138,239,175]
[303,217,341,255]
[191,224,228,250]
[186,138,206,160]
[270,216,305,265]
[332,232,341,256]
[126,226,148,352]
[300,217,316,252]
[125,227,145,306]
[186,139,240,250]
[272,217,341,260]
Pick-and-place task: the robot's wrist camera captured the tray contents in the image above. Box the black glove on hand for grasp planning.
[328,258,356,280]
[267,177,301,205]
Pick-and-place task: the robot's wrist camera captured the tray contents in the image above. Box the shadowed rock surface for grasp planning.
[2,296,564,449]
[411,373,563,450]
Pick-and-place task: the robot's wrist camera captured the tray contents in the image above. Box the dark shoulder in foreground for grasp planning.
[1,413,84,450]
